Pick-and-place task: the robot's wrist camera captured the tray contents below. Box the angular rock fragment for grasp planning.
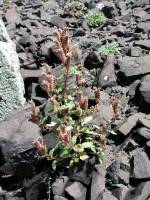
[131,150,150,179]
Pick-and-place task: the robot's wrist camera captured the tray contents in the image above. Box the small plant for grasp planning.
[85,10,106,28]
[64,1,87,17]
[1,0,12,10]
[30,28,118,170]
[98,41,121,55]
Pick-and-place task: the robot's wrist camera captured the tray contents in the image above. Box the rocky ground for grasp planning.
[0,0,150,199]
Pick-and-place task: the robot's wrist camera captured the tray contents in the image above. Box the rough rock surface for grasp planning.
[0,19,25,120]
[0,106,41,176]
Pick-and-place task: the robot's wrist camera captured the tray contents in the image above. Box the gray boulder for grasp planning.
[0,106,41,176]
[65,181,87,200]
[0,19,25,120]
[131,150,150,179]
[118,55,150,80]
[139,75,150,106]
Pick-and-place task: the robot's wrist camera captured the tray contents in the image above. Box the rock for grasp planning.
[107,160,130,186]
[102,1,118,18]
[111,186,129,200]
[0,19,25,120]
[127,80,140,98]
[111,25,125,36]
[124,181,150,200]
[71,157,95,186]
[52,176,69,196]
[146,141,150,153]
[90,104,114,126]
[23,172,48,200]
[18,34,36,48]
[90,164,106,200]
[100,189,118,200]
[40,40,54,58]
[84,51,101,70]
[65,181,87,200]
[50,16,66,28]
[139,118,150,129]
[54,196,68,200]
[131,150,150,179]
[118,55,150,80]
[137,22,150,32]
[136,127,150,142]
[133,0,149,7]
[5,7,21,25]
[21,68,43,79]
[97,54,116,88]
[139,75,150,109]
[0,190,24,200]
[135,40,150,50]
[130,47,142,57]
[116,113,145,136]
[0,107,41,176]
[73,29,86,37]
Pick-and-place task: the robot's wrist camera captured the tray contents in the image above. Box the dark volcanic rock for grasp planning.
[0,190,24,200]
[65,181,87,200]
[5,8,21,25]
[116,113,145,136]
[131,150,150,179]
[107,160,130,186]
[84,52,101,70]
[100,189,117,200]
[118,55,150,80]
[90,164,106,200]
[52,176,69,196]
[139,75,150,109]
[54,196,68,200]
[139,118,150,129]
[135,40,150,50]
[130,47,142,57]
[50,16,66,28]
[97,54,116,88]
[71,158,95,186]
[137,22,150,32]
[137,127,150,141]
[124,181,150,200]
[0,106,41,176]
[23,172,48,200]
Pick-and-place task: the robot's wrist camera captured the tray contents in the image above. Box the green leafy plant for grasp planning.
[31,28,111,170]
[85,10,106,27]
[97,41,121,55]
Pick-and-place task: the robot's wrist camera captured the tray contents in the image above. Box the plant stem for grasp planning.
[63,68,69,99]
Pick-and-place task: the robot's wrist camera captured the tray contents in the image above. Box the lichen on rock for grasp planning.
[0,18,25,120]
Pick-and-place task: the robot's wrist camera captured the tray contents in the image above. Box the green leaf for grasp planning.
[60,148,69,158]
[56,75,64,80]
[55,85,62,93]
[67,95,74,101]
[72,136,77,145]
[81,141,94,148]
[52,160,59,170]
[47,121,57,128]
[73,145,84,153]
[92,124,100,130]
[108,129,117,135]
[42,116,48,123]
[69,65,80,75]
[80,154,89,161]
[81,116,93,126]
